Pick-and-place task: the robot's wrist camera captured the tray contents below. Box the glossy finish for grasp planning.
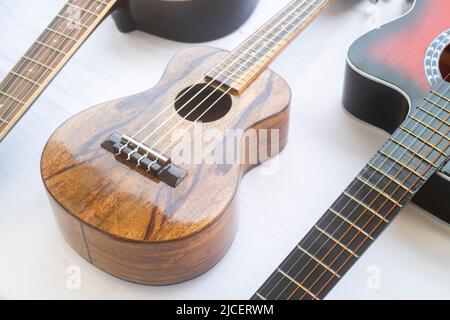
[41,46,290,284]
[343,0,450,223]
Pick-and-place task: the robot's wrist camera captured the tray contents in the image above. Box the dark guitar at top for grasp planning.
[253,0,450,300]
[41,0,332,285]
[0,0,258,142]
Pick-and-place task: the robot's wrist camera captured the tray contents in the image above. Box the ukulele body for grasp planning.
[40,46,290,285]
[343,0,450,223]
[112,0,260,43]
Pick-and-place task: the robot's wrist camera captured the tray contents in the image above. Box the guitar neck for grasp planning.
[0,0,117,142]
[253,81,450,300]
[206,0,331,95]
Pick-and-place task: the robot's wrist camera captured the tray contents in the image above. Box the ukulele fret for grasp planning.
[206,0,331,95]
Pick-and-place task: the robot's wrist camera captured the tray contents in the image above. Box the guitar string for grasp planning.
[303,76,450,299]
[290,80,450,299]
[125,0,325,169]
[262,78,450,299]
[314,80,450,300]
[282,80,450,300]
[118,0,324,159]
[117,0,319,155]
[0,0,112,124]
[0,0,111,122]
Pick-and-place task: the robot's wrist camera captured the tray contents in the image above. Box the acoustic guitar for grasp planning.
[0,0,258,142]
[253,0,450,300]
[41,0,332,285]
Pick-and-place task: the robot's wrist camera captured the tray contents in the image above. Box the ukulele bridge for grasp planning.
[101,133,187,188]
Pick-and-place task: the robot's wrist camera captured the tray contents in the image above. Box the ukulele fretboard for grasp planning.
[206,0,331,95]
[252,80,450,300]
[0,0,117,141]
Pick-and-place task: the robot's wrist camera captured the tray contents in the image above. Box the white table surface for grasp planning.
[0,0,449,300]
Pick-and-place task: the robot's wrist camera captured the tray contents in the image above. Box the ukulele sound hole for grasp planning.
[440,44,450,81]
[174,84,232,123]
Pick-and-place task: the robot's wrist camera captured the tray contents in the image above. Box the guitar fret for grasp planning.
[409,115,450,142]
[277,268,319,299]
[56,14,90,29]
[424,97,450,116]
[329,208,374,240]
[0,90,26,105]
[296,246,341,279]
[66,3,100,16]
[416,106,450,127]
[0,117,10,125]
[355,176,402,208]
[378,150,423,180]
[366,163,411,193]
[253,83,450,301]
[390,137,438,168]
[45,27,78,42]
[9,71,40,87]
[342,191,390,223]
[399,125,449,156]
[314,225,359,257]
[36,41,67,56]
[432,90,450,103]
[22,56,54,71]
[254,292,267,300]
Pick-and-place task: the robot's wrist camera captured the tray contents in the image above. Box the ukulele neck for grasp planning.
[253,81,450,300]
[0,0,117,142]
[206,0,331,95]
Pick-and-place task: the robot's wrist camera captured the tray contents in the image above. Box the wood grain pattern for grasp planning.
[41,46,291,284]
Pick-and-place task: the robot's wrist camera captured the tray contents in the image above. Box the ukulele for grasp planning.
[253,0,450,300]
[41,0,332,285]
[0,0,258,142]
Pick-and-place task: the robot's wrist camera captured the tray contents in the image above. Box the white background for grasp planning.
[0,0,449,299]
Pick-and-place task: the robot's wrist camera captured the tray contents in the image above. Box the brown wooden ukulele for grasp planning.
[41,0,331,285]
[252,0,450,300]
[0,0,259,142]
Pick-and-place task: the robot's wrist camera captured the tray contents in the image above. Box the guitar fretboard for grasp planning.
[252,80,450,300]
[206,0,331,95]
[0,0,117,141]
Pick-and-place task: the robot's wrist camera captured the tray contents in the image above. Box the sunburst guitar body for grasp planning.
[343,0,450,223]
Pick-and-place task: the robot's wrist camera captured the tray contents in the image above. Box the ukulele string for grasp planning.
[118,0,317,154]
[119,0,324,159]
[0,0,106,123]
[126,0,324,168]
[306,76,450,299]
[265,79,450,299]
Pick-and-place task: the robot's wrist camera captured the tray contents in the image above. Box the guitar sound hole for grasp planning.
[174,84,232,123]
[440,44,450,81]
